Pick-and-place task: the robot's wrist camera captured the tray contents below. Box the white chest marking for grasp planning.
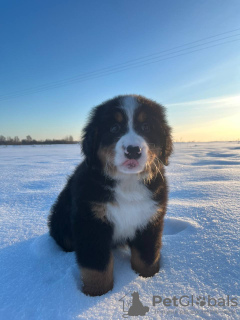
[106,177,158,243]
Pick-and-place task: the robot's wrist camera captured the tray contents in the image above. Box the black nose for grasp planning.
[124,145,142,160]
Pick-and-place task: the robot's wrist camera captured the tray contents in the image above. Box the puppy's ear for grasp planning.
[81,111,100,168]
[160,124,173,166]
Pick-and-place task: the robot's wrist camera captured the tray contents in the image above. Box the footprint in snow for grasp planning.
[163,217,200,236]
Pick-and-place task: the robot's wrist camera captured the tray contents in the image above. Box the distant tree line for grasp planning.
[0,135,78,145]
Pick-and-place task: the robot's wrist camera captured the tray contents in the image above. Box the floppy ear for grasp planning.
[159,124,173,166]
[81,112,100,168]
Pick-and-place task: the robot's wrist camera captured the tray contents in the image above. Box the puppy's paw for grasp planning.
[82,276,113,296]
[81,256,114,296]
[131,247,160,277]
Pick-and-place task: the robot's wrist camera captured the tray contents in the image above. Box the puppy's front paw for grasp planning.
[131,247,160,278]
[81,257,114,296]
[82,274,113,296]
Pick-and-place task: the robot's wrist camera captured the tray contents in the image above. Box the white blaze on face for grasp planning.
[114,96,149,174]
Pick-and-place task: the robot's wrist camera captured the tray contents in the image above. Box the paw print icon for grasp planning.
[196,296,206,307]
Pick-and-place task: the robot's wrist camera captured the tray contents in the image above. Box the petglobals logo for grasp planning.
[119,292,238,318]
[152,295,238,308]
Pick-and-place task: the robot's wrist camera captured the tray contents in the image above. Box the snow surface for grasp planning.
[0,143,239,319]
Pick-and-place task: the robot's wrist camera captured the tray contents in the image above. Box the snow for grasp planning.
[0,143,239,319]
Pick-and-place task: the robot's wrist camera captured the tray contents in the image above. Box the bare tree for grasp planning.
[14,136,20,144]
[0,135,6,142]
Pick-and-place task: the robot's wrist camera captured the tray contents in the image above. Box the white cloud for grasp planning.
[168,94,240,109]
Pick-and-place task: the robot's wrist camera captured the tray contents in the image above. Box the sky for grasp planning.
[0,0,240,142]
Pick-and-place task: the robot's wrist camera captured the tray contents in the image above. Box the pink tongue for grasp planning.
[123,159,139,168]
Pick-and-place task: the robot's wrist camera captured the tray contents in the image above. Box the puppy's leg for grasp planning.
[73,214,114,296]
[130,216,164,277]
[81,254,113,296]
[48,183,74,252]
[131,246,160,277]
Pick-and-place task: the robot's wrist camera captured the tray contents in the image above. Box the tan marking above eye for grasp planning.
[137,111,146,122]
[114,111,123,123]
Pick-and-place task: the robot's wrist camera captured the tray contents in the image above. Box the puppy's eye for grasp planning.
[141,123,150,132]
[110,123,121,133]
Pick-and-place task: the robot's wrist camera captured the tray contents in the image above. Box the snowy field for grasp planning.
[0,142,239,319]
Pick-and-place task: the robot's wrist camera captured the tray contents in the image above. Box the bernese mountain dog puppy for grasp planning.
[48,95,173,296]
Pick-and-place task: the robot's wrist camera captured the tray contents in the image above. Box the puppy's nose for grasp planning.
[124,145,142,160]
